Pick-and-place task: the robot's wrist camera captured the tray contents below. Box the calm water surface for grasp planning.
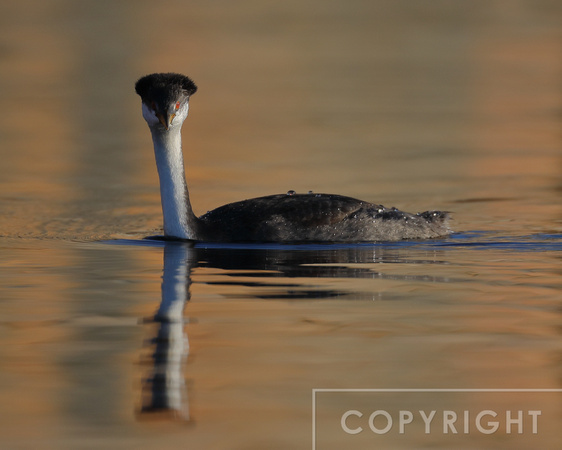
[0,1,561,449]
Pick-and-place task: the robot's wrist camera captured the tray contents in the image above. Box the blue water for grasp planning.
[110,231,562,252]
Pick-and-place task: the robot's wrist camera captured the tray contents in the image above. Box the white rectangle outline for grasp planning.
[312,388,562,450]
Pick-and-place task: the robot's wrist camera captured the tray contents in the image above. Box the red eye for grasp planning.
[175,102,180,110]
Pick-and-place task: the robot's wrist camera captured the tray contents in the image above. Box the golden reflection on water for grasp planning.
[2,240,559,448]
[0,0,561,448]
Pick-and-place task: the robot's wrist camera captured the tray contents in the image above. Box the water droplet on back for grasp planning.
[286,190,296,196]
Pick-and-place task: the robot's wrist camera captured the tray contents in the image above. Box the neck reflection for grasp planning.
[140,241,194,419]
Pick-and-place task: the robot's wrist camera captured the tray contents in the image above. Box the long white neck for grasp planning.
[150,127,200,239]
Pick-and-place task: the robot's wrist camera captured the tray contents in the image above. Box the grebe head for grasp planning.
[135,73,198,131]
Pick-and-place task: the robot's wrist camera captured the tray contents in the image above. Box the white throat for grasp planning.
[150,127,199,239]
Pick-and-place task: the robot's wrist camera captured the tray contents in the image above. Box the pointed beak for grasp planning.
[156,112,176,130]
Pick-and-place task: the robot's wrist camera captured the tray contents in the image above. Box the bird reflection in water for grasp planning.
[136,239,450,419]
[139,242,195,420]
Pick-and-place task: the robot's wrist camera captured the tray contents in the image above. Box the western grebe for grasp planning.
[135,72,451,242]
